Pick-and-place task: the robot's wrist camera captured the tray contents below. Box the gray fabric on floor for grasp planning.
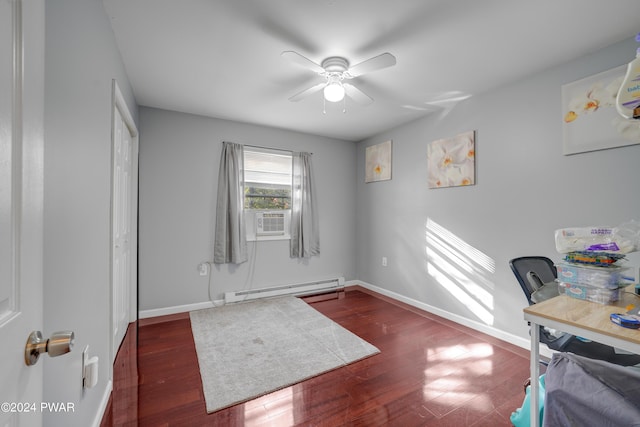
[543,352,640,427]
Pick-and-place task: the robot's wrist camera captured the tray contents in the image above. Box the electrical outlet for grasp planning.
[382,257,387,267]
[198,262,208,276]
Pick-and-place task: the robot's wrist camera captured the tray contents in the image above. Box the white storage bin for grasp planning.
[555,262,629,289]
[557,281,621,304]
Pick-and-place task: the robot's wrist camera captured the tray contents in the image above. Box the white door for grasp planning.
[111,82,137,361]
[0,1,45,426]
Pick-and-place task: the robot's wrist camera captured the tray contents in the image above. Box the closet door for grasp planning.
[111,92,134,359]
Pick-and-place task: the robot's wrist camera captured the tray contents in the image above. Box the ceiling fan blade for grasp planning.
[402,104,439,112]
[426,95,472,106]
[348,53,396,77]
[281,51,325,74]
[344,83,373,105]
[288,82,326,102]
[422,91,472,106]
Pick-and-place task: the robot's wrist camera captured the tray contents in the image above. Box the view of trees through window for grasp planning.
[243,148,292,210]
[244,185,290,209]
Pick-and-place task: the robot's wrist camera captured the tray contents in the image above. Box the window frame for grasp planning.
[243,147,293,241]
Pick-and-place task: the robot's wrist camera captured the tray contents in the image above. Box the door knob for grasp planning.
[25,330,75,366]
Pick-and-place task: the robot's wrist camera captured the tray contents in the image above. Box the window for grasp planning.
[244,148,292,210]
[243,148,292,241]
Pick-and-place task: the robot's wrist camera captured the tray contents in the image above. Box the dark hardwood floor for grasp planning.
[103,287,531,426]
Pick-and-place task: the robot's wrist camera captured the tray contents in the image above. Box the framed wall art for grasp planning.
[427,130,475,189]
[365,140,392,183]
[562,65,640,155]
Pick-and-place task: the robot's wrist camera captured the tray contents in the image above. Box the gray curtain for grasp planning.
[290,152,319,258]
[214,142,247,264]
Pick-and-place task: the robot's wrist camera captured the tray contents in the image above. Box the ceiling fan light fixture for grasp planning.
[283,51,395,107]
[323,81,345,103]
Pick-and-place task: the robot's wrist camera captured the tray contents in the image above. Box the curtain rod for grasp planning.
[222,141,312,155]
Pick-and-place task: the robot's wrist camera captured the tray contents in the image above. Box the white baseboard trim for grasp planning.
[139,299,223,319]
[138,281,553,359]
[347,280,554,359]
[91,379,112,427]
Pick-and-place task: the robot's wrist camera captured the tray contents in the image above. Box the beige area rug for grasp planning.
[189,296,379,413]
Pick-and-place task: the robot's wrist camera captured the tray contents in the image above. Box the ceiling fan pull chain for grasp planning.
[323,97,327,115]
[342,97,347,114]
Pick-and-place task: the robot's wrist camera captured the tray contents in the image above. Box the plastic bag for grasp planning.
[554,220,640,254]
[510,374,545,427]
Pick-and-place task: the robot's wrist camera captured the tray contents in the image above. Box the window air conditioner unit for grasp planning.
[256,212,285,236]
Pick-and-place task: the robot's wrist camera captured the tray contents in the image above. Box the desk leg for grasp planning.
[530,322,540,427]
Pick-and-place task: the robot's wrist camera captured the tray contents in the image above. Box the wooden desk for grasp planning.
[523,286,640,426]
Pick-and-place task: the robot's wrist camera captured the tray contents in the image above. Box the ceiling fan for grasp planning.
[281,51,396,107]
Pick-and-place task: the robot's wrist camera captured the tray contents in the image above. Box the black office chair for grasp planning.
[510,256,640,366]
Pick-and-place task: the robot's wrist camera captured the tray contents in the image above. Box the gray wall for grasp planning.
[138,107,357,311]
[356,35,640,341]
[44,0,137,425]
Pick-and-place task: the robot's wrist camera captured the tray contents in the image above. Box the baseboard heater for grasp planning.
[224,277,345,304]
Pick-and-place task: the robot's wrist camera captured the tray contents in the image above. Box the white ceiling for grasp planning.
[103,0,640,142]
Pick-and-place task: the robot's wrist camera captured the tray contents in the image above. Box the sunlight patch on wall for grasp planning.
[427,218,495,273]
[426,218,496,325]
[428,250,494,311]
[427,262,494,324]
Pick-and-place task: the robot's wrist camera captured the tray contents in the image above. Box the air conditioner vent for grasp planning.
[256,212,285,236]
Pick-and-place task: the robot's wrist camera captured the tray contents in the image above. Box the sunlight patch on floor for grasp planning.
[425,342,494,364]
[426,344,471,360]
[459,359,494,376]
[256,387,295,425]
[422,341,496,403]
